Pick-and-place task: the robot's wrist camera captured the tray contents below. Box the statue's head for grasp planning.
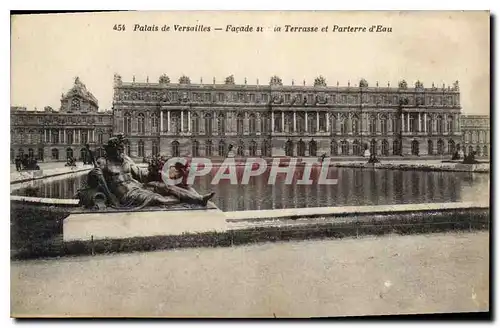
[105,135,126,160]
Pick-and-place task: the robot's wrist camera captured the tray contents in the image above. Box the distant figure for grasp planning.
[363,148,370,158]
[320,153,327,163]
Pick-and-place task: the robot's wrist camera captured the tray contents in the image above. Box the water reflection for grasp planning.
[12,168,490,212]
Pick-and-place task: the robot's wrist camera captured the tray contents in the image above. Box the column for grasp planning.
[305,112,308,132]
[444,114,447,133]
[92,130,95,143]
[188,111,191,132]
[281,112,285,133]
[424,113,427,133]
[401,113,404,132]
[407,113,410,133]
[316,112,319,132]
[76,129,80,144]
[271,112,275,132]
[418,113,422,132]
[167,111,171,132]
[181,111,184,132]
[45,129,48,143]
[293,111,297,132]
[326,113,330,132]
[160,111,164,132]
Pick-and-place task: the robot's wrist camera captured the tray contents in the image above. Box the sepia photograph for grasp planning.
[9,10,490,318]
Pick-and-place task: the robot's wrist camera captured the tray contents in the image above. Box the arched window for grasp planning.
[411,140,419,155]
[80,130,88,144]
[370,139,377,155]
[98,132,103,145]
[428,140,434,155]
[380,115,388,135]
[191,113,199,134]
[331,140,338,156]
[124,113,131,135]
[80,148,87,161]
[341,140,349,155]
[138,140,144,157]
[285,139,294,157]
[261,139,270,157]
[237,113,244,135]
[261,114,270,133]
[66,148,73,159]
[448,139,455,155]
[152,141,159,156]
[297,140,306,157]
[352,140,361,156]
[205,140,212,157]
[393,139,401,155]
[249,114,256,134]
[476,145,481,156]
[52,129,59,144]
[352,115,359,135]
[330,114,337,134]
[307,113,316,133]
[381,140,389,156]
[437,139,444,155]
[436,116,443,134]
[447,116,453,133]
[274,113,282,132]
[217,114,225,135]
[237,140,245,156]
[172,140,180,157]
[37,148,44,161]
[52,148,59,160]
[409,114,416,133]
[218,140,226,157]
[369,115,377,134]
[67,131,73,145]
[205,113,213,136]
[285,112,293,133]
[483,145,489,157]
[192,140,199,157]
[138,113,145,134]
[28,148,34,158]
[296,113,305,133]
[427,116,433,135]
[249,140,257,156]
[151,113,158,133]
[309,140,317,157]
[340,115,348,135]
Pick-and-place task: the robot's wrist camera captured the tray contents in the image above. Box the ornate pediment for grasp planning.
[269,75,283,86]
[359,78,368,88]
[61,77,99,107]
[415,80,424,89]
[314,76,327,87]
[398,80,408,89]
[113,74,122,87]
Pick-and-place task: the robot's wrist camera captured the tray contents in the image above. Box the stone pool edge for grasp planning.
[334,162,490,173]
[12,203,490,260]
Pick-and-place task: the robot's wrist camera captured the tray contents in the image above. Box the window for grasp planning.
[436,116,443,134]
[331,140,338,156]
[369,116,377,134]
[192,140,199,157]
[81,130,88,144]
[192,114,200,134]
[262,93,269,103]
[370,139,377,156]
[237,141,245,156]
[341,140,349,155]
[352,140,361,156]
[393,139,401,155]
[297,140,306,157]
[319,112,327,132]
[249,114,256,134]
[427,140,434,155]
[37,148,44,161]
[249,140,257,156]
[151,114,158,133]
[409,115,416,133]
[237,114,244,134]
[218,140,226,157]
[217,114,225,135]
[307,114,316,133]
[340,116,348,134]
[448,139,455,155]
[285,140,294,156]
[28,148,34,158]
[261,140,270,157]
[447,117,453,132]
[138,140,144,157]
[352,116,359,135]
[411,140,419,155]
[51,148,59,160]
[205,113,213,136]
[205,140,212,156]
[218,93,225,102]
[437,139,444,155]
[137,114,145,134]
[71,98,80,111]
[261,115,270,133]
[380,115,388,135]
[381,140,389,156]
[98,133,103,145]
[124,113,131,135]
[331,115,336,133]
[18,148,24,158]
[67,131,74,144]
[152,141,159,156]
[66,148,73,159]
[309,140,317,157]
[249,94,255,102]
[172,141,180,157]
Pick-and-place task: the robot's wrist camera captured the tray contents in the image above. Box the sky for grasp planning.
[10,11,490,114]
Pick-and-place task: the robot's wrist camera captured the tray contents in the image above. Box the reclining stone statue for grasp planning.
[77,135,215,210]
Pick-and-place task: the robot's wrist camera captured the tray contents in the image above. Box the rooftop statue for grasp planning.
[77,135,215,210]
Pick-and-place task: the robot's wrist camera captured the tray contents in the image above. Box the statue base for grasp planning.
[63,202,227,242]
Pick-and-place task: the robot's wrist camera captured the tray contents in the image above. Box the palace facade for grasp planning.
[461,115,490,157]
[10,78,113,162]
[112,74,463,159]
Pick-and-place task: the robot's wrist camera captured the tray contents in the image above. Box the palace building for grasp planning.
[461,115,490,157]
[112,74,463,159]
[10,78,113,162]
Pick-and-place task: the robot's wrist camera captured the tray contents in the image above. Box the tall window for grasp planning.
[309,140,317,157]
[427,140,434,155]
[28,148,34,158]
[191,113,200,134]
[274,113,281,132]
[217,114,225,135]
[370,139,377,156]
[285,140,294,156]
[447,117,453,132]
[249,114,256,134]
[448,139,455,155]
[331,140,338,156]
[330,115,336,134]
[380,115,388,135]
[352,116,359,135]
[152,141,159,156]
[138,140,144,157]
[81,130,88,144]
[151,114,158,133]
[218,140,226,157]
[237,114,244,135]
[205,113,213,136]
[66,148,73,160]
[98,132,103,145]
[297,140,306,157]
[237,140,245,156]
[37,148,44,161]
[261,139,270,157]
[249,140,257,156]
[172,141,180,157]
[341,140,349,155]
[51,148,59,160]
[205,140,213,156]
[393,140,401,155]
[296,113,305,133]
[352,140,360,156]
[319,112,327,132]
[307,114,316,133]
[436,116,443,134]
[369,115,377,134]
[51,130,59,144]
[381,140,389,156]
[138,113,145,134]
[261,114,270,133]
[409,115,416,133]
[124,113,131,135]
[192,140,199,157]
[437,139,444,155]
[411,140,419,155]
[340,116,348,135]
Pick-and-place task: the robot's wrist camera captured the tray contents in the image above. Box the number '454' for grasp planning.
[113,24,126,31]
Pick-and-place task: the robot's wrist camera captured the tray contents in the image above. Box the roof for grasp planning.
[61,77,99,106]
